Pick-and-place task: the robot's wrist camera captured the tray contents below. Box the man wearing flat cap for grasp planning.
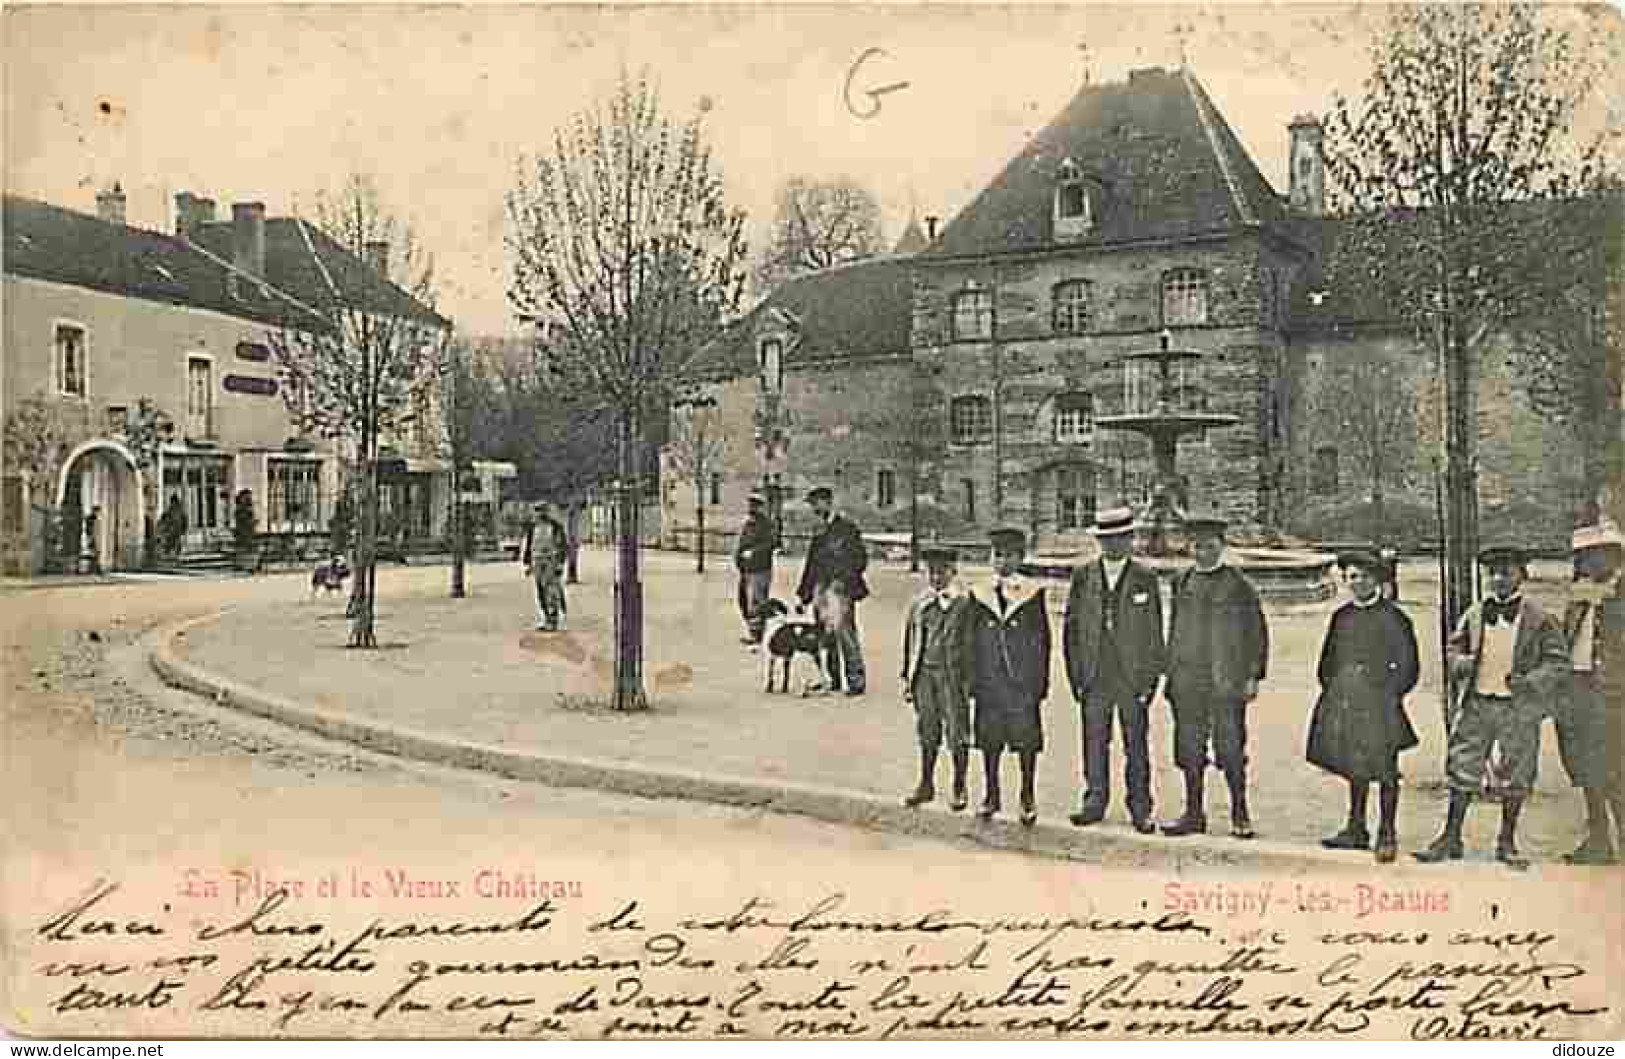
[1307,548,1420,863]
[966,526,1052,826]
[1063,506,1165,833]
[1416,543,1568,866]
[734,490,778,647]
[1162,512,1269,839]
[1555,521,1625,865]
[796,486,870,695]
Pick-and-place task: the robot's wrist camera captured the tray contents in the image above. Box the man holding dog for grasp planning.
[522,500,569,632]
[1063,507,1165,833]
[901,546,973,810]
[735,490,778,647]
[796,486,869,696]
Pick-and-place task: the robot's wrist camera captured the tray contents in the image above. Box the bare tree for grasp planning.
[1323,2,1612,635]
[268,174,447,648]
[507,69,748,711]
[1304,347,1417,542]
[666,390,736,573]
[431,334,480,598]
[754,176,883,293]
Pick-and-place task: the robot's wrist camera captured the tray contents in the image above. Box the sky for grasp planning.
[6,3,1623,336]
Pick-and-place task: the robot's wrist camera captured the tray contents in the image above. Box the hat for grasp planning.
[805,486,833,503]
[1572,520,1625,554]
[920,545,958,566]
[1089,506,1137,538]
[1182,511,1228,536]
[1337,547,1390,578]
[747,490,766,505]
[1478,543,1527,568]
[988,525,1028,550]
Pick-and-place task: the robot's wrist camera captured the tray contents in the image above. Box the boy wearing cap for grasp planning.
[1162,514,1269,839]
[1556,522,1625,865]
[901,547,973,810]
[796,487,870,695]
[1416,544,1569,866]
[966,527,1052,826]
[1307,549,1421,863]
[1063,506,1166,833]
[734,491,778,647]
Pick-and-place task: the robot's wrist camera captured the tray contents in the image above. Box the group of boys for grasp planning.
[898,506,1269,836]
[896,503,1625,866]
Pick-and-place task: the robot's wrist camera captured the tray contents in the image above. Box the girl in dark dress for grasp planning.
[1307,549,1421,863]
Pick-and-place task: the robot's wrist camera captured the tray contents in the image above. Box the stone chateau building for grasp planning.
[666,65,1596,552]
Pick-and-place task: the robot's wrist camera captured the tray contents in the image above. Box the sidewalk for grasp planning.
[164,548,1591,868]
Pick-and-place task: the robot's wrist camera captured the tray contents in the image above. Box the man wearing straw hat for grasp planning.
[1063,506,1166,833]
[1555,520,1625,865]
[1415,543,1568,866]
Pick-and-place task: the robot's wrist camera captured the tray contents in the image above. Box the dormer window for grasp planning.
[1054,159,1095,241]
[758,337,784,392]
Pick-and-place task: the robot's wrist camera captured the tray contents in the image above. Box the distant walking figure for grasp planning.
[522,501,569,632]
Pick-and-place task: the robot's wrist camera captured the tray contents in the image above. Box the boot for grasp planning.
[1018,750,1039,828]
[1496,795,1529,868]
[903,745,937,808]
[949,748,969,812]
[1323,781,1372,850]
[1227,769,1255,840]
[1162,769,1207,836]
[978,750,1002,820]
[1414,790,1470,863]
[1374,782,1400,864]
[1564,788,1617,865]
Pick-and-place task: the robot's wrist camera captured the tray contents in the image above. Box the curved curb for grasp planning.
[150,611,1480,875]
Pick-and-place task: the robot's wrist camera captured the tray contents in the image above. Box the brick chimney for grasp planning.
[1287,114,1325,216]
[96,182,127,226]
[364,240,390,278]
[174,191,217,239]
[231,202,267,278]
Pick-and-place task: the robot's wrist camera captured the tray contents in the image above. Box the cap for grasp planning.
[1088,506,1137,538]
[1478,543,1527,568]
[1572,520,1625,554]
[920,545,958,566]
[805,486,833,503]
[1337,547,1390,579]
[1182,511,1228,536]
[988,525,1028,550]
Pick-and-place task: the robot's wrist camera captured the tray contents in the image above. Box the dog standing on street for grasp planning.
[759,598,827,695]
[310,554,351,599]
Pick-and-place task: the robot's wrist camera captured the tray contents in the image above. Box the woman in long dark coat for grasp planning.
[1307,549,1420,863]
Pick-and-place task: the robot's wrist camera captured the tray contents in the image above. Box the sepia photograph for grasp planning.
[2,1,1623,1041]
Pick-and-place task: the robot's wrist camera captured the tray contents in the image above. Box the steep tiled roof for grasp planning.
[698,255,914,377]
[893,214,929,255]
[921,67,1290,261]
[2,194,322,329]
[195,219,448,329]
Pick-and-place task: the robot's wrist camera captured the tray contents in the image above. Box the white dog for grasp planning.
[758,598,828,696]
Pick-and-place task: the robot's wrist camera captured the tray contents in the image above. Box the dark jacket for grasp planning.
[734,511,778,574]
[1447,596,1569,714]
[1166,564,1269,699]
[965,579,1051,706]
[1063,558,1165,700]
[796,513,870,603]
[901,587,973,693]
[521,517,567,573]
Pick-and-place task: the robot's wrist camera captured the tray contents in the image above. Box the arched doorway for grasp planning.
[57,440,145,572]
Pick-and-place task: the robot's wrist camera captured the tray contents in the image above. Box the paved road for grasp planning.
[169,548,1592,864]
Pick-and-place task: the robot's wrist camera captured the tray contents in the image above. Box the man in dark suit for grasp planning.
[1162,513,1269,840]
[796,486,869,695]
[734,490,778,647]
[1063,506,1165,833]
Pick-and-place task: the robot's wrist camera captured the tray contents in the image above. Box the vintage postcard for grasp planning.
[3,1,1623,1041]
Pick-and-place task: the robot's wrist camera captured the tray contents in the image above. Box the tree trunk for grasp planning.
[1442,323,1478,634]
[450,490,466,599]
[908,459,920,573]
[566,502,581,584]
[613,411,648,711]
[350,459,379,649]
[695,485,706,574]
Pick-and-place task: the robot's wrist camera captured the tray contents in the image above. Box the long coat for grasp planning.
[1062,558,1165,700]
[796,513,870,603]
[966,579,1051,752]
[1306,598,1421,781]
[1166,565,1269,700]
